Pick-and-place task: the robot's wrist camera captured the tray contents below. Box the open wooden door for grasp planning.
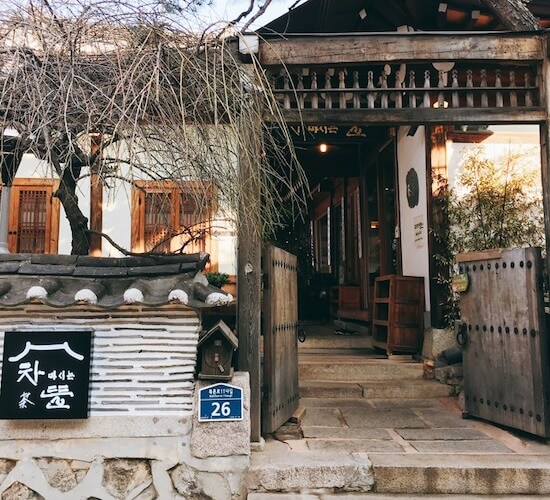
[262,244,300,434]
[459,247,550,437]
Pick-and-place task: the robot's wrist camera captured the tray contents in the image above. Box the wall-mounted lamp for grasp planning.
[319,143,329,153]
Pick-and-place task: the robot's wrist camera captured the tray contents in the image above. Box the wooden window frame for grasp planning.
[2,179,60,254]
[131,180,217,266]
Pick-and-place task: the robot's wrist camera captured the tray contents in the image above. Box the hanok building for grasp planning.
[0,0,549,477]
[247,0,550,440]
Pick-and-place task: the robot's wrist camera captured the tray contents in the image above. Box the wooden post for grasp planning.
[237,100,262,442]
[539,45,550,292]
[89,134,103,256]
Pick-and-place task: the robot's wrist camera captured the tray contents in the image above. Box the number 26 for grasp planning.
[212,402,231,417]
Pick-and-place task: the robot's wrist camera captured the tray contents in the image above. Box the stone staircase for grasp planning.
[246,330,550,497]
[298,345,453,401]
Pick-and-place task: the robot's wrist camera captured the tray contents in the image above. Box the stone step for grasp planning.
[299,379,452,399]
[247,444,374,495]
[248,495,537,499]
[299,381,363,398]
[299,334,373,350]
[371,453,550,495]
[299,359,424,382]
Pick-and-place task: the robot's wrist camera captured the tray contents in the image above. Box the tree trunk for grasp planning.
[1,137,23,186]
[480,0,539,31]
[53,158,90,255]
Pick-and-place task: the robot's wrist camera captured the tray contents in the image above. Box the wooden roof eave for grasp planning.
[257,30,547,66]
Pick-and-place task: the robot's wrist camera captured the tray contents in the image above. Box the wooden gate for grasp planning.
[458,247,550,437]
[262,244,300,434]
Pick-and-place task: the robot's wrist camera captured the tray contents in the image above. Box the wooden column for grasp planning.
[89,135,103,256]
[237,104,262,442]
[539,47,550,292]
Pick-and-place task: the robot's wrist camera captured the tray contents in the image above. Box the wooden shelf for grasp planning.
[372,274,424,355]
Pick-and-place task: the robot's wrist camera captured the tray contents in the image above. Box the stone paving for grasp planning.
[292,396,550,456]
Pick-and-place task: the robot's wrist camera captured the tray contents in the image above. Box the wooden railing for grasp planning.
[270,64,540,111]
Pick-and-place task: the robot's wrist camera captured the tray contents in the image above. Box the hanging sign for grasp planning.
[198,383,243,422]
[0,331,92,420]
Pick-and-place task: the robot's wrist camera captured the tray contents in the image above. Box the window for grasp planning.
[2,179,60,254]
[131,181,214,257]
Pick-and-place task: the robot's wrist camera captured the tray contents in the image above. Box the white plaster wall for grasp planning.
[11,152,238,271]
[102,178,132,257]
[396,126,431,316]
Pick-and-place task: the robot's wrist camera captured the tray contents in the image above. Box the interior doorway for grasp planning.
[284,126,401,338]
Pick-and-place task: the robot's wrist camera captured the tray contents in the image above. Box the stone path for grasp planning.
[295,396,550,456]
[248,396,550,496]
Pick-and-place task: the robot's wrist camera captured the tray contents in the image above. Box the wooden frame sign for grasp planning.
[0,331,92,419]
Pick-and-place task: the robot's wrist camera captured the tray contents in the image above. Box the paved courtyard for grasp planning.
[284,396,550,455]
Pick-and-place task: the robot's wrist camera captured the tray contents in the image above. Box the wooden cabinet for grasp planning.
[372,275,424,354]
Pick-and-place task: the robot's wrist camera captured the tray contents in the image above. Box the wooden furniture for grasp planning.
[372,275,424,354]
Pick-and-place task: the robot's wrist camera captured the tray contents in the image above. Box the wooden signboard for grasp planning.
[0,331,92,419]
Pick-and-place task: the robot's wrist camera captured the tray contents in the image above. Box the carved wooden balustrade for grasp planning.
[269,64,540,112]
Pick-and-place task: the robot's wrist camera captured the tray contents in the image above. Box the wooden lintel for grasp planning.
[259,33,545,66]
[272,107,546,126]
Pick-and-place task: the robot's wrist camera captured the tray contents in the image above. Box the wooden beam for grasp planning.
[539,39,550,295]
[237,104,262,442]
[479,0,539,31]
[274,107,546,126]
[89,135,103,256]
[259,33,545,66]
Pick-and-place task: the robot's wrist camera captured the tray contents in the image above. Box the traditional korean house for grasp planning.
[243,0,550,441]
[0,0,549,453]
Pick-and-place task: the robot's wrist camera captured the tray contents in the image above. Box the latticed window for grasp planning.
[2,180,60,254]
[132,181,214,255]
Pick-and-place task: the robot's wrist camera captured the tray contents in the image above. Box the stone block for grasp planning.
[190,371,250,459]
[302,427,391,440]
[247,448,373,493]
[170,464,232,500]
[422,328,458,360]
[434,364,463,383]
[102,459,152,499]
[301,408,343,427]
[410,439,513,454]
[36,457,89,492]
[307,439,404,453]
[458,390,466,411]
[340,408,429,429]
[0,459,16,483]
[1,482,43,500]
[395,428,490,441]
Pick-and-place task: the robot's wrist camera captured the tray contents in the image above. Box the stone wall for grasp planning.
[0,372,250,499]
[0,307,251,499]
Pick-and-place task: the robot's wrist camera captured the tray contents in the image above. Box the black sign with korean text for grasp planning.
[0,331,92,419]
[289,124,368,142]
